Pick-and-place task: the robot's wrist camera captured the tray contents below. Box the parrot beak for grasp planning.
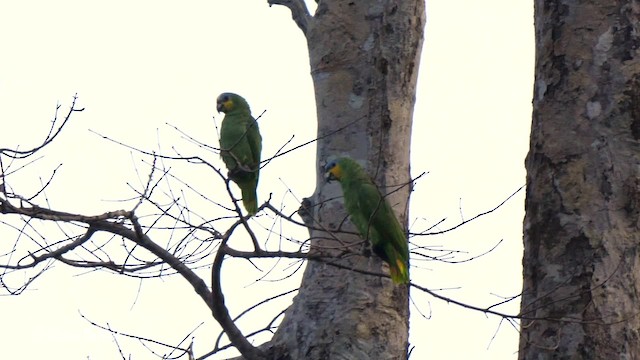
[217,98,234,113]
[323,160,341,183]
[325,171,335,183]
[323,162,333,183]
[324,166,340,183]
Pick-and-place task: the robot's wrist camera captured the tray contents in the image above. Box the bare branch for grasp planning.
[0,199,214,310]
[211,240,266,359]
[0,94,84,159]
[411,274,640,326]
[211,289,298,356]
[0,200,130,223]
[260,114,367,167]
[411,185,525,237]
[122,214,214,307]
[81,312,194,358]
[3,227,96,270]
[268,0,311,35]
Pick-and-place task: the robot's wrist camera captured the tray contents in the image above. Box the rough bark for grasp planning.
[262,1,425,359]
[519,1,640,359]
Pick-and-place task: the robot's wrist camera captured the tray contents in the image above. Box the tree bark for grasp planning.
[519,1,640,359]
[264,1,425,359]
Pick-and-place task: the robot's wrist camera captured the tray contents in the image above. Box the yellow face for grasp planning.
[216,93,235,113]
[325,160,343,182]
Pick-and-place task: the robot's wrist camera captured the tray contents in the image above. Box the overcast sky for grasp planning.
[0,1,533,359]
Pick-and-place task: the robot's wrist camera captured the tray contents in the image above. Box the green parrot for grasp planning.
[325,157,409,284]
[217,92,262,215]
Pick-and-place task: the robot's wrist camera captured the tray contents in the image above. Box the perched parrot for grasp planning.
[325,157,409,284]
[216,92,262,215]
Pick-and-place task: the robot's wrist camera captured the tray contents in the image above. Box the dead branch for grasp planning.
[0,94,84,159]
[411,185,524,237]
[211,233,266,359]
[81,312,196,359]
[267,0,311,34]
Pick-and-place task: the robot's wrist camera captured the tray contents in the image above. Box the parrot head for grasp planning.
[324,159,344,183]
[216,92,249,113]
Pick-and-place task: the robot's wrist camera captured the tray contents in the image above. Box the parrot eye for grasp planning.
[217,93,230,103]
[324,160,337,172]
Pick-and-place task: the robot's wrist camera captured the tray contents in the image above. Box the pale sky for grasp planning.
[0,1,533,359]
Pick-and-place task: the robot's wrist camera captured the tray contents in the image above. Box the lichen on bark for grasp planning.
[519,1,640,358]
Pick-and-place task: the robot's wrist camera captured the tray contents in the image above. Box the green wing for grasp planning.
[329,157,409,283]
[219,106,262,215]
[219,112,261,171]
[353,181,409,284]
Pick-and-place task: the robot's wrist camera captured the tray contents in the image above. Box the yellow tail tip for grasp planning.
[390,260,409,284]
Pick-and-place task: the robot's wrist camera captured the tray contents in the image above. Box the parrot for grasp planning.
[216,92,262,215]
[325,157,409,284]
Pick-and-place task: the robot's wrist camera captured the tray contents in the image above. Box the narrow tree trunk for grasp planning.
[266,1,425,359]
[519,1,640,358]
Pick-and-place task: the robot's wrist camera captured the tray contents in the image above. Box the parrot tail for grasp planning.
[241,185,258,216]
[389,259,409,284]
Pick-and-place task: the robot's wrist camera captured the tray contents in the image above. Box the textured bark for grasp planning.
[519,1,640,359]
[261,1,425,359]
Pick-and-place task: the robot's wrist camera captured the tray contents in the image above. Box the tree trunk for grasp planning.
[265,1,425,359]
[519,1,640,359]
